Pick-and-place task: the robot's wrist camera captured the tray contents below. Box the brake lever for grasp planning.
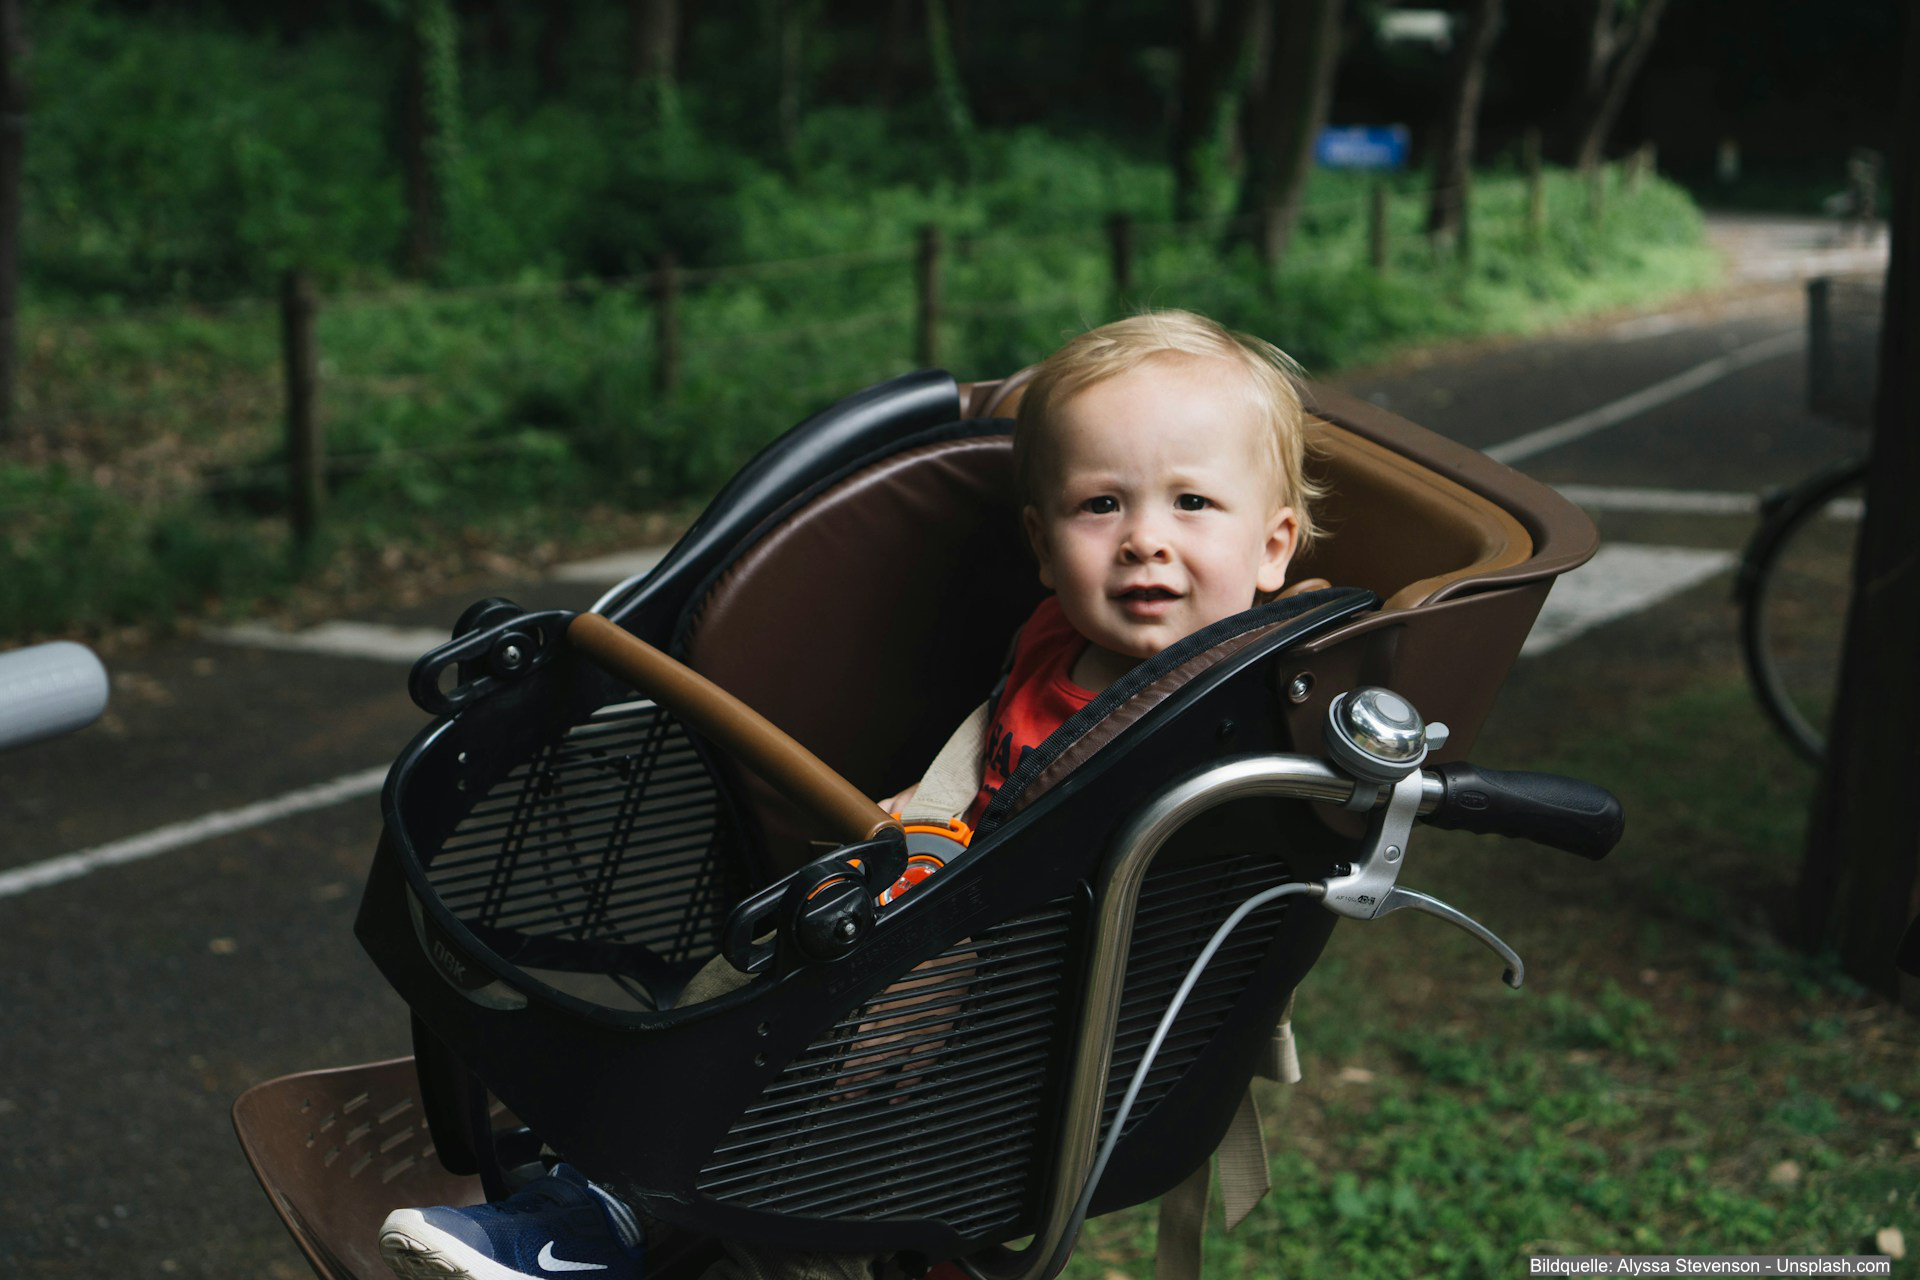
[1315,689,1526,990]
[1377,885,1524,989]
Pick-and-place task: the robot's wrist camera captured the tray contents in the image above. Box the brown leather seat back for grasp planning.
[682,432,1046,874]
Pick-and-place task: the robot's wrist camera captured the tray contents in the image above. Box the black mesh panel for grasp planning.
[426,699,746,1009]
[697,900,1075,1237]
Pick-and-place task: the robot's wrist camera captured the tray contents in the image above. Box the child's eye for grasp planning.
[1080,496,1118,514]
[1176,494,1212,511]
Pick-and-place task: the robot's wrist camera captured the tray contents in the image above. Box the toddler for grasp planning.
[378,309,1324,1280]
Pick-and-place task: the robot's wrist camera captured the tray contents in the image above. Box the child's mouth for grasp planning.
[1116,586,1180,617]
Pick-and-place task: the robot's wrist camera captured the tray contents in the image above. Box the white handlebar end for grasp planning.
[0,642,111,753]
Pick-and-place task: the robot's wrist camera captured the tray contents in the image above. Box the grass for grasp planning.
[1059,675,1919,1278]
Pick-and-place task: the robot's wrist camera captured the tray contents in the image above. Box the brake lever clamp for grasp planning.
[1320,686,1439,919]
[1321,768,1423,921]
[1317,686,1526,988]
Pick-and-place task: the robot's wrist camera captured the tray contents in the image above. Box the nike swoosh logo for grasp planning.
[538,1241,609,1272]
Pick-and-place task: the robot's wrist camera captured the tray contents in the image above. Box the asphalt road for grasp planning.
[0,226,1878,1278]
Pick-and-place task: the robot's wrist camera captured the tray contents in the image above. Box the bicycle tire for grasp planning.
[1734,458,1869,764]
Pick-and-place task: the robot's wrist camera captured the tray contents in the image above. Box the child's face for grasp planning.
[1023,357,1299,689]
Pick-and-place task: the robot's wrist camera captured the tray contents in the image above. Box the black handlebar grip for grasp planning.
[1426,762,1623,860]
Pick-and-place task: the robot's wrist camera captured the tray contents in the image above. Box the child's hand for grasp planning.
[877,782,919,816]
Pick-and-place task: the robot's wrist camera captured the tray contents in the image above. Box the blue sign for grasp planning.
[1315,125,1411,171]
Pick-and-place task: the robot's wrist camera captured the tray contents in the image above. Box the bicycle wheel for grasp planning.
[1735,458,1869,764]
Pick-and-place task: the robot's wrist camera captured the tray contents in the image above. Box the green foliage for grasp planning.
[8,7,1725,639]
[0,465,292,632]
[26,7,406,299]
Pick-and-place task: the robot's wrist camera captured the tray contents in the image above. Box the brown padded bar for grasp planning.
[570,613,902,846]
[1308,383,1597,597]
[1296,417,1532,609]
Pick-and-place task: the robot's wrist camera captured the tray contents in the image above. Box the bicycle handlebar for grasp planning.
[0,642,111,753]
[1422,761,1623,859]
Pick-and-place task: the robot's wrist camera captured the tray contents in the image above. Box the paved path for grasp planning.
[0,216,1887,1278]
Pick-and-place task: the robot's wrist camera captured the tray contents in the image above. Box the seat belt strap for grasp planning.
[1153,995,1300,1279]
[1153,1157,1212,1280]
[899,699,991,825]
[1263,995,1302,1085]
[1216,1089,1271,1232]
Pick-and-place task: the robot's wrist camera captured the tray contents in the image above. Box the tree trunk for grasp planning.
[1798,3,1920,1004]
[1570,0,1668,172]
[482,0,511,69]
[0,0,21,444]
[630,0,675,82]
[1171,0,1259,222]
[1426,0,1502,244]
[400,0,460,279]
[1236,0,1344,271]
[630,0,678,118]
[775,0,813,159]
[925,0,973,141]
[537,0,570,100]
[876,0,914,110]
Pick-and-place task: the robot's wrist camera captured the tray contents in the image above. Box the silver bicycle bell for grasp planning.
[1325,687,1449,785]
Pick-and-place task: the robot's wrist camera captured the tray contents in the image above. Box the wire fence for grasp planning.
[5,157,1656,540]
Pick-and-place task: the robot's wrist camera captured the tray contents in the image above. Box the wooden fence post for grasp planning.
[916,224,943,368]
[1524,128,1545,245]
[1627,142,1656,193]
[280,269,321,550]
[651,253,680,397]
[1107,212,1134,301]
[1457,168,1473,265]
[1369,184,1389,273]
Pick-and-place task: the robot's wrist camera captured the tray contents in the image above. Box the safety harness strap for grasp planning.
[898,699,992,826]
[1152,994,1300,1280]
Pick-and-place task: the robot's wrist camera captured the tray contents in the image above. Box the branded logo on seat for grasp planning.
[429,936,470,985]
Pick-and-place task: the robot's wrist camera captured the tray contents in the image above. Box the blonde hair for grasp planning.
[1012,310,1324,553]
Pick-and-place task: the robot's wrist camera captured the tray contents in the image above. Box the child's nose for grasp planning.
[1120,520,1171,562]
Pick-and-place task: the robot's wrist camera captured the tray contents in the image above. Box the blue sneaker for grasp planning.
[379,1163,647,1280]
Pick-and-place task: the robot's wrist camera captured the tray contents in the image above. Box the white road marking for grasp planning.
[1554,484,1759,516]
[1522,543,1738,656]
[1485,330,1804,464]
[552,547,669,584]
[209,620,451,664]
[0,766,387,900]
[206,548,676,663]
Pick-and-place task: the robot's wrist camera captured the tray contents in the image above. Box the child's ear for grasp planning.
[1023,506,1056,589]
[1255,506,1300,595]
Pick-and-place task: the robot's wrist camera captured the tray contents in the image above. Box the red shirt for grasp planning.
[964,597,1095,826]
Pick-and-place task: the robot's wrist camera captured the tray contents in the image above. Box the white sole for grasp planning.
[379,1210,546,1280]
